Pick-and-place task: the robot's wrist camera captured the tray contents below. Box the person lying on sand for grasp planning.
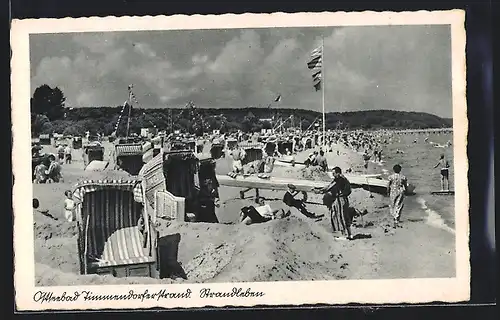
[283,184,324,221]
[33,198,58,220]
[239,198,291,225]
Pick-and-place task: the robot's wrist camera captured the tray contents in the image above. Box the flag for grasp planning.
[307,45,323,91]
[275,94,282,102]
[311,47,322,58]
[307,56,322,69]
[313,81,321,92]
[312,70,321,82]
[307,46,322,69]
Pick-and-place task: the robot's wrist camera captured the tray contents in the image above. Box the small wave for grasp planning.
[416,197,455,234]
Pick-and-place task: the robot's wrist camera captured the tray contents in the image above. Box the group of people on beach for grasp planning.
[304,150,329,171]
[231,130,452,237]
[32,143,72,183]
[238,165,355,239]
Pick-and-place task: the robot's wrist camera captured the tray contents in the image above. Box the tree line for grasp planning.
[30,84,453,137]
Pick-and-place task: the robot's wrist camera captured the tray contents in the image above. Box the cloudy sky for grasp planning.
[30,25,452,117]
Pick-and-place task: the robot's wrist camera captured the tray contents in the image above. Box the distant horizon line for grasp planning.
[64,105,451,119]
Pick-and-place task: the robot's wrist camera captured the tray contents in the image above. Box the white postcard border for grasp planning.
[11,10,469,311]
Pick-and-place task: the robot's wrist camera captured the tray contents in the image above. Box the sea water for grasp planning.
[376,132,456,232]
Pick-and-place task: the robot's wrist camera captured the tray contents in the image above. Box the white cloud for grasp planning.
[30,26,452,116]
[133,42,157,58]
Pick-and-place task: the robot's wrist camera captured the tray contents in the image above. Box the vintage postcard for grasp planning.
[11,10,469,311]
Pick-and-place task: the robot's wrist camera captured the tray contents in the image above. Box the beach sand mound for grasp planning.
[34,214,348,286]
[159,214,347,283]
[299,167,332,182]
[273,165,331,182]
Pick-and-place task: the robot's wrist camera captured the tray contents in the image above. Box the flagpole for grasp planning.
[321,36,326,149]
[126,85,133,139]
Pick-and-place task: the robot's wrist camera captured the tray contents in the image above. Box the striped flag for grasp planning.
[307,45,323,91]
[312,70,321,82]
[307,46,322,69]
[313,81,321,92]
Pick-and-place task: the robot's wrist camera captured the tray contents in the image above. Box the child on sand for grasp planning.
[63,190,75,222]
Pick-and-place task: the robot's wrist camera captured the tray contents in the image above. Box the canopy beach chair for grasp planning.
[73,179,159,278]
[83,145,104,168]
[115,143,144,175]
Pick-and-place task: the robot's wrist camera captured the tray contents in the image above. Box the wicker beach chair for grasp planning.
[73,179,158,278]
[115,143,144,175]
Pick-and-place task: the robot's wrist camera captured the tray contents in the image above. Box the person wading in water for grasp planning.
[433,154,450,191]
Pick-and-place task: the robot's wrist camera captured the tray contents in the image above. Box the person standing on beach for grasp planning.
[433,154,450,191]
[315,150,328,172]
[57,144,65,164]
[231,146,246,174]
[362,150,371,170]
[321,167,353,240]
[34,161,48,184]
[387,164,408,228]
[63,190,75,222]
[64,144,72,164]
[377,147,383,162]
[197,178,220,223]
[45,154,63,183]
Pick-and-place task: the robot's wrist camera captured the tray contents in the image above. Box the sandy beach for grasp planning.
[32,138,455,286]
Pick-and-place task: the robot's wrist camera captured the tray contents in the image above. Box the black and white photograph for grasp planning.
[12,11,469,310]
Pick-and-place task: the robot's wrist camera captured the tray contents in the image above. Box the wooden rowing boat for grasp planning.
[216,173,389,194]
[274,159,382,179]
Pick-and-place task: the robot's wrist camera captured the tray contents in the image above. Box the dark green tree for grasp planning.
[31,84,66,120]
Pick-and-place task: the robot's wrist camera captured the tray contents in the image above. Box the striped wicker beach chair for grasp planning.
[115,143,144,175]
[73,179,158,278]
